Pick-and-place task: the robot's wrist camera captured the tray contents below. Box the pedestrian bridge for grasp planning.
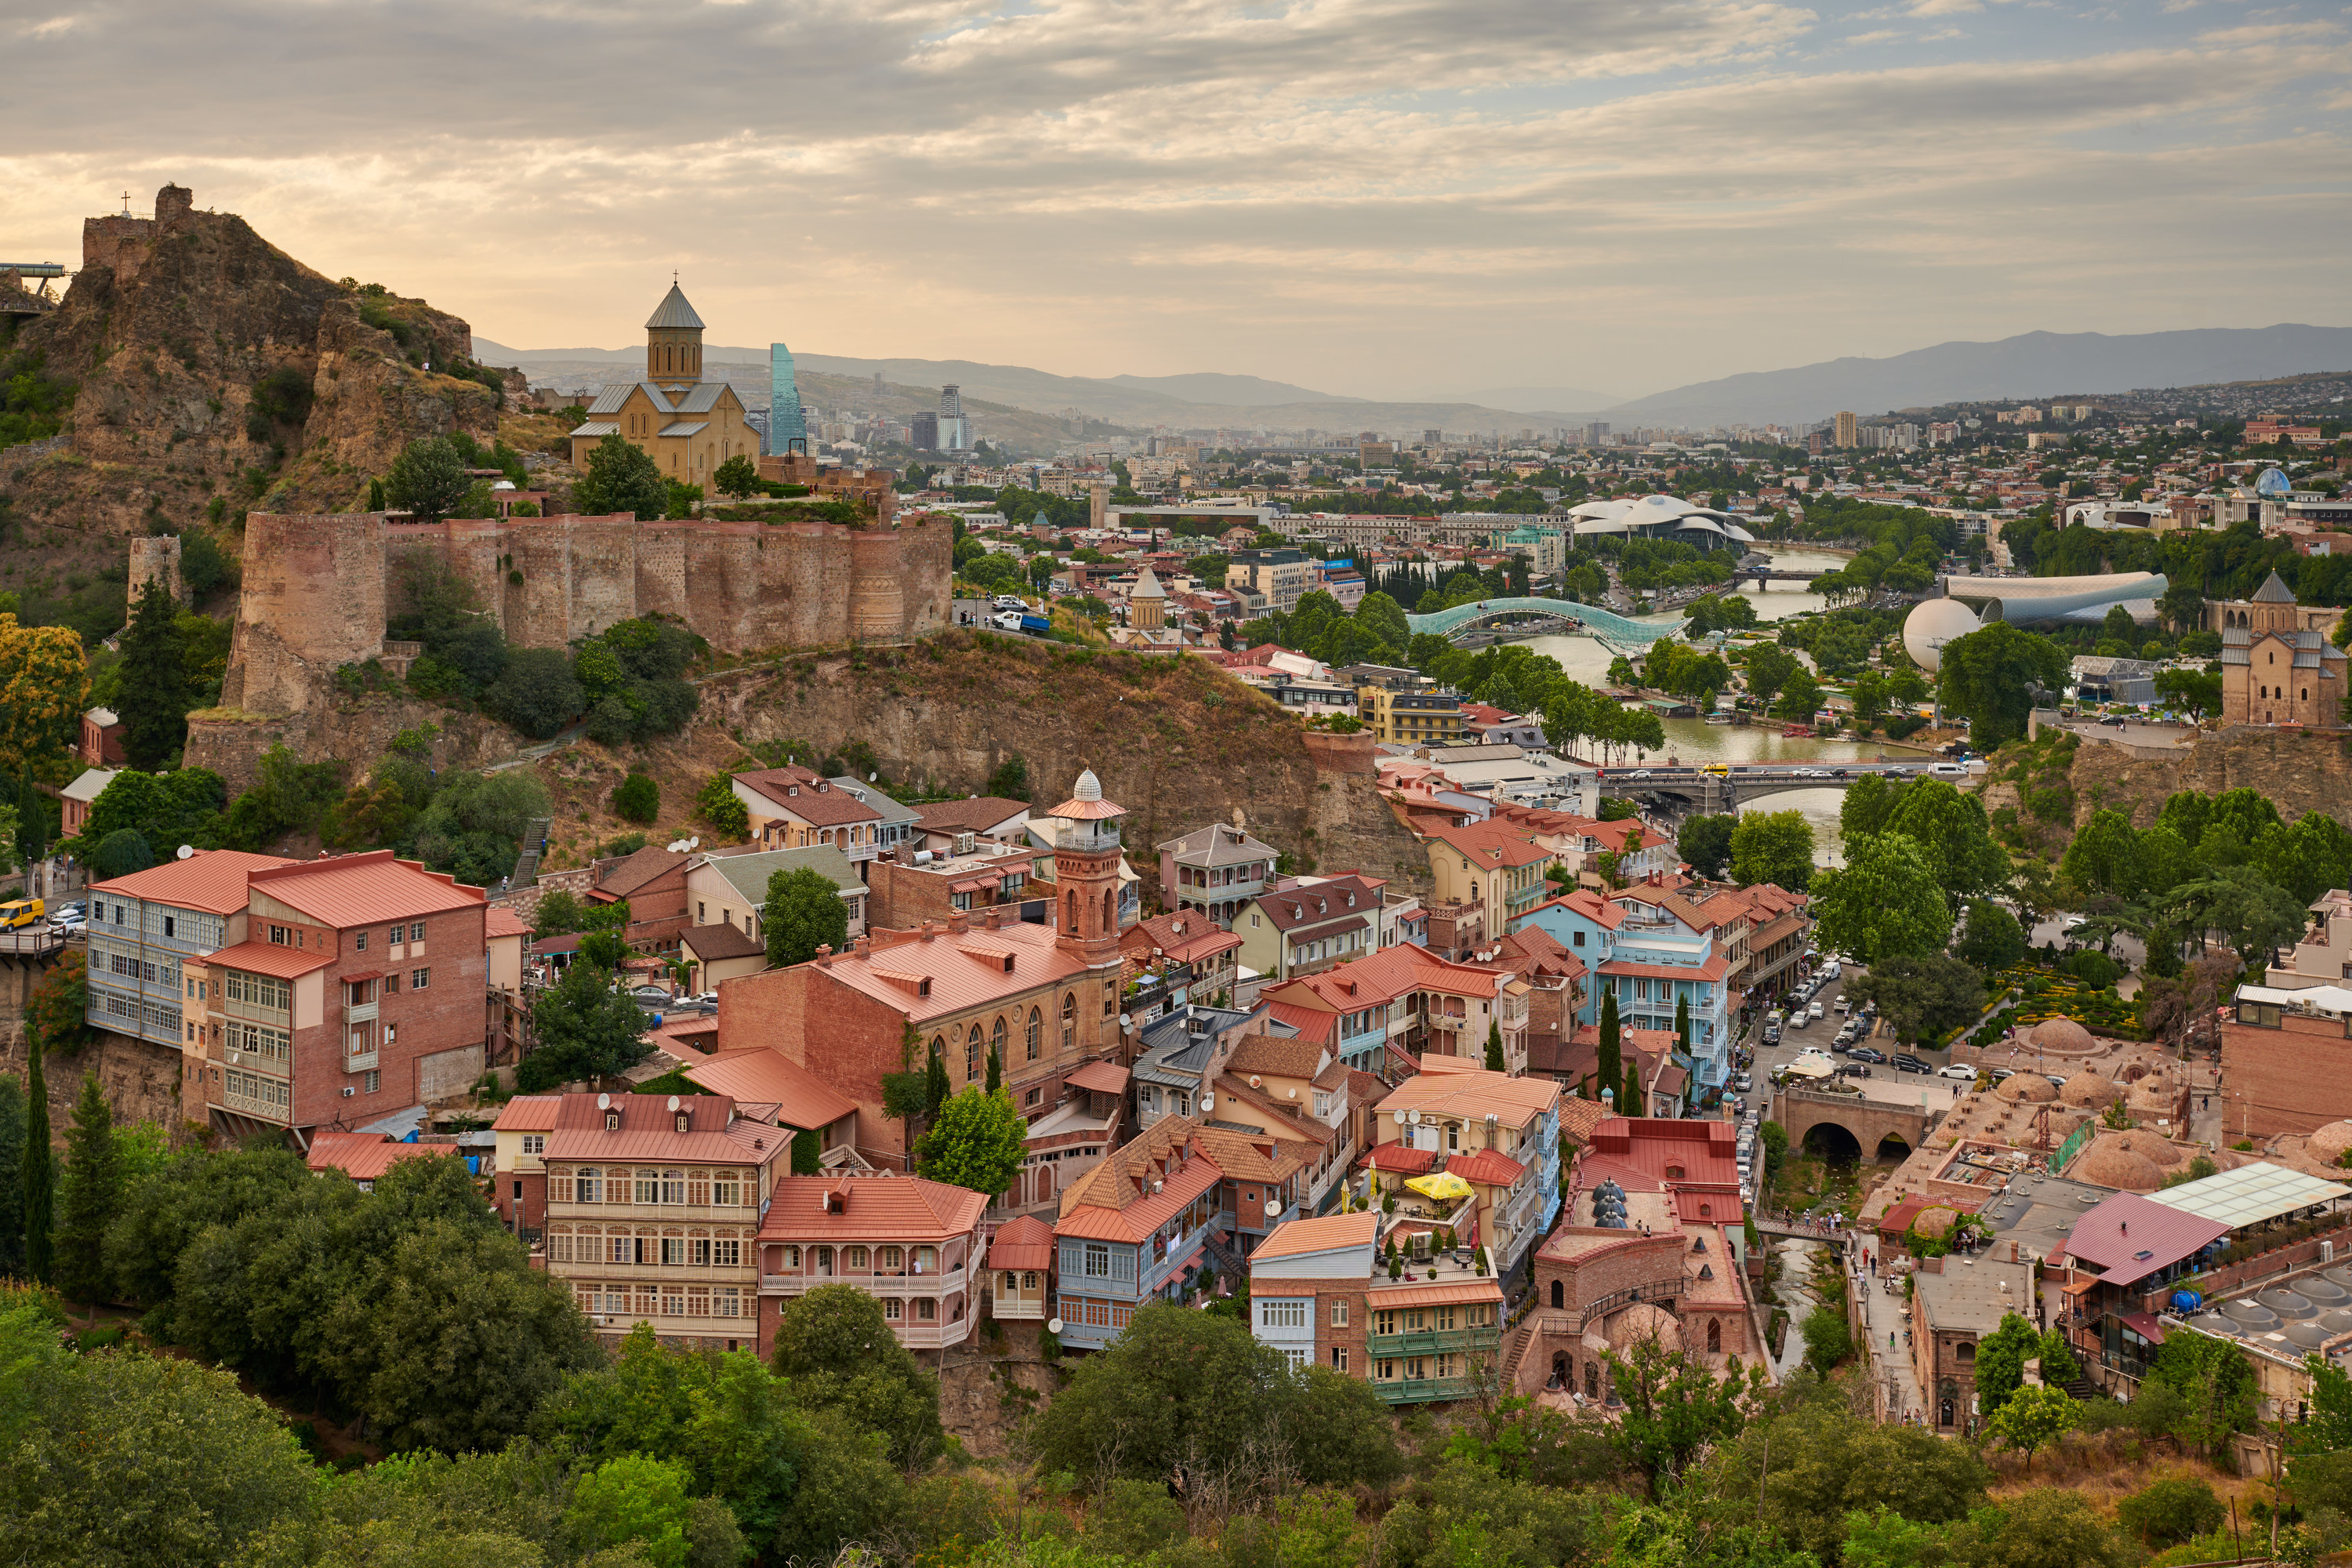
[1405,596,1690,650]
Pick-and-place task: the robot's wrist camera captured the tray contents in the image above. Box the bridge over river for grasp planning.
[1595,759,1947,811]
[1405,597,1688,652]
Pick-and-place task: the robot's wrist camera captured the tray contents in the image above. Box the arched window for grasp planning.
[1955,1341,1976,1363]
[1025,1007,1042,1061]
[993,1016,1007,1071]
[1102,888,1115,932]
[930,1035,946,1067]
[1065,888,1078,932]
[967,1025,985,1083]
[1036,1162,1056,1200]
[1550,1279,1564,1309]
[1062,993,1077,1051]
[1707,1319,1721,1353]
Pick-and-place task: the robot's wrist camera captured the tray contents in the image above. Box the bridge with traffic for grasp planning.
[1595,759,1950,811]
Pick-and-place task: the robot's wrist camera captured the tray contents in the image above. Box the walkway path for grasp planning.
[1852,1240,1926,1425]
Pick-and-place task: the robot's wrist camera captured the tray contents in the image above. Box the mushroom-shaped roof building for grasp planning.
[1902,598,1983,674]
[1567,495,1756,553]
[1607,1301,1684,1354]
[1998,1073,2059,1104]
[2029,1018,2096,1053]
[2074,1134,2165,1192]
[2059,1070,2118,1109]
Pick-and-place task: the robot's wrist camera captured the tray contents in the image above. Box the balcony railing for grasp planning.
[343,1047,379,1073]
[561,1261,757,1284]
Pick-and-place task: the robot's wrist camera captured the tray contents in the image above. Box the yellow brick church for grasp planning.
[567,284,758,484]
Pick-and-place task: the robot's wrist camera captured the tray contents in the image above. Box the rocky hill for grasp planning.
[2,184,508,546]
[1981,724,2352,855]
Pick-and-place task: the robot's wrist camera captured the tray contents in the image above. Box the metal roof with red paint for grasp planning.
[485,906,535,940]
[201,939,335,979]
[684,1049,859,1131]
[542,1091,789,1164]
[306,1133,461,1181]
[810,920,1098,1025]
[985,1214,1057,1271]
[245,850,486,928]
[492,1095,563,1131]
[758,1173,989,1243]
[91,849,299,914]
[2062,1190,2230,1285]
[1442,1148,1527,1188]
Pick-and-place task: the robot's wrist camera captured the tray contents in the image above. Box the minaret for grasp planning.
[1045,768,1127,961]
[645,281,705,391]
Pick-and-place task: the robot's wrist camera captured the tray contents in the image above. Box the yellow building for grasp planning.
[1833,412,1859,448]
[1357,687,1463,743]
[568,284,759,488]
[1423,821,1553,946]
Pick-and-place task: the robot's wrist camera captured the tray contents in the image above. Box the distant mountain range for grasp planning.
[474,322,2352,435]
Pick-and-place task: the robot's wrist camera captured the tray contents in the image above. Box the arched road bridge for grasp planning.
[1595,759,1942,812]
[1405,596,1689,652]
[1776,1083,1936,1167]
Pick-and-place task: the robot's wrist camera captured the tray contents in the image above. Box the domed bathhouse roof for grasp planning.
[2072,1135,2163,1192]
[2029,1017,2096,1053]
[2059,1070,2117,1109]
[2310,1122,2352,1166]
[1998,1073,2058,1105]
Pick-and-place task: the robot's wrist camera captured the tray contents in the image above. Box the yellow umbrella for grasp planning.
[1406,1171,1476,1201]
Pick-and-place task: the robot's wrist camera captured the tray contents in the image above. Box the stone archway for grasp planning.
[1802,1121,1862,1163]
[1875,1132,1913,1163]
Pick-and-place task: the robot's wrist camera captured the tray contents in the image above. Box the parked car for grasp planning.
[1733,1073,1752,1092]
[2045,1074,2070,1090]
[2099,715,2128,729]
[1990,1067,2017,1083]
[1937,1064,1979,1081]
[1808,1001,1825,1020]
[1893,1055,1930,1074]
[1849,1046,1888,1064]
[1833,996,1850,1015]
[1838,1063,1871,1079]
[52,909,86,933]
[992,594,1028,611]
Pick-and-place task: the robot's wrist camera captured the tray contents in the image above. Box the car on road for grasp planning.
[2060,913,2088,931]
[1837,1063,1871,1079]
[52,909,86,932]
[1849,1046,1888,1064]
[1791,767,1825,779]
[1829,768,1850,780]
[993,610,1026,631]
[1893,1054,1930,1074]
[1882,767,1911,778]
[2099,715,2128,729]
[1733,1073,1752,1092]
[1833,996,1849,1014]
[1990,1067,2017,1083]
[1626,769,1653,779]
[1762,1025,1780,1045]
[993,594,1028,611]
[1938,1064,1979,1081]
[1808,1001,1825,1020]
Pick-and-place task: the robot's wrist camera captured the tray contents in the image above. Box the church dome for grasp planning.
[645,282,705,331]
[1074,768,1101,801]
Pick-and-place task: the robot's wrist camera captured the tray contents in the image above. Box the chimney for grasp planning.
[948,910,969,935]
[2010,1240,2020,1264]
[921,921,938,942]
[815,943,833,967]
[852,933,873,957]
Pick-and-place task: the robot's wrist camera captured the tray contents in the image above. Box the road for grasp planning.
[1730,961,1970,1127]
[1599,760,1955,789]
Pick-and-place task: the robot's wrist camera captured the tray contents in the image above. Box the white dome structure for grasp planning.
[1903,598,1982,673]
[1568,494,1756,553]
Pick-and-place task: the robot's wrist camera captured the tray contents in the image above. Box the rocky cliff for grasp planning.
[699,636,1432,901]
[2,184,503,541]
[1982,725,2352,848]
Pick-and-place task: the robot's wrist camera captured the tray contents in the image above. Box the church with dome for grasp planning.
[567,283,760,487]
[2217,569,2346,728]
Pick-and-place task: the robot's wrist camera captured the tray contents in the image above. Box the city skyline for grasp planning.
[2,0,2347,402]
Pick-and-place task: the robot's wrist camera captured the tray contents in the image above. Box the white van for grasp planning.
[1929,761,1970,779]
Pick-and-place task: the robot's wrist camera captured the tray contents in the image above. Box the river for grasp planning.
[1517,549,1874,866]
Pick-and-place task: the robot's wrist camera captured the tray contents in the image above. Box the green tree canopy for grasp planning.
[1730,810,1816,891]
[763,864,851,967]
[52,1073,125,1311]
[1937,622,2067,748]
[1845,953,1986,1047]
[1678,814,1737,881]
[573,434,670,521]
[769,1284,945,1472]
[519,962,654,1091]
[1812,833,1955,965]
[913,1087,1025,1197]
[384,436,474,521]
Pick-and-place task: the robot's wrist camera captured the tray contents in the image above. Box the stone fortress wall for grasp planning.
[215,507,953,720]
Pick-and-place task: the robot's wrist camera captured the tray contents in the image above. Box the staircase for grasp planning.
[2065,1374,2099,1402]
[1201,1229,1248,1285]
[510,818,554,889]
[1501,1315,1540,1385]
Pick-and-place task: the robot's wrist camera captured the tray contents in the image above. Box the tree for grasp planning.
[1679,813,1737,880]
[2156,666,2223,720]
[1955,899,2027,974]
[612,772,659,824]
[1969,1312,2071,1415]
[1730,810,1816,892]
[23,949,93,1061]
[1937,622,2067,748]
[1987,1384,2075,1472]
[1802,1305,1853,1374]
[763,864,850,967]
[1845,954,1984,1047]
[23,1040,50,1283]
[1850,670,1888,734]
[1947,1489,2134,1568]
[985,753,1029,802]
[484,646,584,740]
[0,1076,21,1283]
[1596,989,1624,1114]
[2146,1325,2258,1455]
[1811,833,1954,965]
[1881,780,2007,907]
[1744,644,1798,706]
[771,1284,946,1472]
[1602,1328,1766,1496]
[383,436,474,521]
[2117,1477,2226,1548]
[1758,1120,1788,1185]
[519,963,654,1091]
[566,1452,697,1568]
[1485,1018,1505,1073]
[574,433,670,520]
[115,581,189,770]
[51,1073,123,1313]
[0,613,87,775]
[1674,993,1690,1061]
[2061,808,2143,902]
[713,455,762,499]
[695,772,750,840]
[1734,1398,1991,1563]
[1773,668,1823,724]
[913,1087,1025,1197]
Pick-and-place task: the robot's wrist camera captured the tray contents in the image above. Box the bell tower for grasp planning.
[644,280,705,390]
[1046,768,1127,960]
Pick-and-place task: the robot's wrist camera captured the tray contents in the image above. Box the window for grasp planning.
[363,1069,379,1094]
[411,968,430,989]
[522,1134,546,1156]
[354,931,366,952]
[1025,1087,1041,1108]
[1260,1298,1307,1330]
[1061,993,1076,1051]
[410,921,426,943]
[1084,1244,1110,1278]
[690,1234,711,1266]
[661,1236,685,1266]
[1406,1357,1427,1381]
[915,1298,937,1322]
[1374,1309,1397,1336]
[712,1174,741,1206]
[637,1171,660,1203]
[878,1245,904,1270]
[967,1025,984,1083]
[914,1245,938,1272]
[1330,1345,1349,1372]
[1376,1358,1396,1380]
[883,1298,903,1320]
[846,1246,870,1269]
[1025,1008,1042,1061]
[1435,1305,1456,1330]
[1331,1301,1349,1327]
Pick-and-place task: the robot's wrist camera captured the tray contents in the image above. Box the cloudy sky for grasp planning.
[3,0,2346,401]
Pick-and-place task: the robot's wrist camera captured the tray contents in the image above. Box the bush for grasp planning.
[612,773,659,825]
[1801,1305,1852,1374]
[695,773,748,839]
[2118,1478,2226,1548]
[2064,949,2121,989]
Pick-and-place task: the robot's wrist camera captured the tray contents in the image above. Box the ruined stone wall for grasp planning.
[127,534,183,604]
[221,512,387,714]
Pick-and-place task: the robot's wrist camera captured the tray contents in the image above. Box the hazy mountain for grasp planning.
[1449,383,1621,412]
[1610,325,2352,427]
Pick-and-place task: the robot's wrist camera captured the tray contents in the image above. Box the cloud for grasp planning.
[0,0,2345,400]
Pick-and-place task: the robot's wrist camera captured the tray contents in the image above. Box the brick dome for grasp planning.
[2111,1128,2185,1167]
[2028,1017,2095,1052]
[1998,1073,2058,1104]
[2074,1134,2164,1192]
[2059,1071,2118,1109]
[1607,1301,1683,1354]
[2309,1122,2352,1165]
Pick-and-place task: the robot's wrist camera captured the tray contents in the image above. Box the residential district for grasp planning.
[5,205,2352,1566]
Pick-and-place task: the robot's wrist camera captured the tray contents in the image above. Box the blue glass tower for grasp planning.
[768,342,808,456]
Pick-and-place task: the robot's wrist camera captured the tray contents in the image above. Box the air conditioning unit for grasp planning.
[340,1086,357,1098]
[954,833,977,856]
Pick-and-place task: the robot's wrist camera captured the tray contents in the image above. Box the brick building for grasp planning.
[541,1090,792,1351]
[866,837,1043,931]
[86,849,489,1142]
[588,844,694,953]
[1911,1250,2036,1432]
[2220,982,2352,1138]
[754,1173,989,1357]
[1118,910,1243,1000]
[2218,570,2347,728]
[79,705,125,767]
[714,772,1132,1171]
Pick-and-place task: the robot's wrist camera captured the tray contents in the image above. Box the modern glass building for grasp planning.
[768,342,808,456]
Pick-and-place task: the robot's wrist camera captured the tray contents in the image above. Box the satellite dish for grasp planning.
[1200,1094,1214,1112]
[1047,1317,1064,1335]
[1394,1109,1407,1123]
[689,837,699,849]
[176,844,194,860]
[667,1095,681,1112]
[597,1092,611,1110]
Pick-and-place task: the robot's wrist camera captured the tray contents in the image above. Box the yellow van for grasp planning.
[0,898,45,930]
[1701,763,1731,777]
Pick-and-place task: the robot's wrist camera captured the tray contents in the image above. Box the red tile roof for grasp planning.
[1599,955,1730,984]
[914,797,1032,833]
[593,844,690,899]
[802,920,1094,1025]
[685,1050,859,1131]
[1259,1002,1339,1044]
[1429,821,1555,869]
[735,769,884,826]
[1367,1143,1436,1174]
[986,1214,1057,1271]
[1065,1058,1131,1095]
[542,1091,789,1164]
[246,851,485,928]
[1442,1148,1527,1187]
[1122,910,1243,966]
[202,940,335,980]
[91,849,299,914]
[485,906,534,941]
[759,1173,989,1242]
[1252,1210,1379,1261]
[1253,877,1385,933]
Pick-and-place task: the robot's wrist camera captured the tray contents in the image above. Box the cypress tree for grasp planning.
[23,1040,52,1283]
[115,580,191,771]
[1484,1019,1504,1073]
[0,1073,24,1279]
[53,1073,122,1313]
[985,1040,1003,1095]
[924,1044,950,1117]
[1675,993,1691,1056]
[1596,990,1622,1117]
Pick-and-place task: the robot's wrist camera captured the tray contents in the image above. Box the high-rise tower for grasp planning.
[938,384,971,452]
[768,342,808,456]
